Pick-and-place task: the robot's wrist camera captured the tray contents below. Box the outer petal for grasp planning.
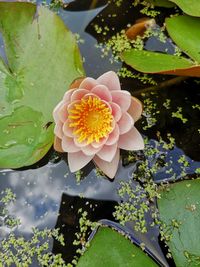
[97,143,118,162]
[118,127,144,150]
[79,77,99,91]
[57,102,69,123]
[54,137,63,152]
[106,124,120,145]
[69,77,85,90]
[63,89,76,102]
[70,89,90,102]
[68,151,93,172]
[128,96,143,122]
[53,100,64,123]
[91,85,112,102]
[63,120,74,137]
[110,102,121,122]
[54,121,63,139]
[118,112,134,135]
[97,71,121,91]
[93,149,120,179]
[111,91,131,112]
[81,145,101,156]
[61,136,80,153]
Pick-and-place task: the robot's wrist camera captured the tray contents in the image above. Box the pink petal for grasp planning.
[54,121,63,139]
[81,145,101,156]
[118,127,144,150]
[57,102,69,123]
[111,91,131,112]
[74,138,88,148]
[83,93,100,100]
[91,85,112,102]
[79,77,99,91]
[118,112,134,135]
[63,120,74,138]
[110,102,122,122]
[70,89,90,102]
[61,136,80,153]
[93,149,120,179]
[106,124,120,145]
[97,143,118,162]
[68,151,93,172]
[63,89,76,102]
[67,100,80,113]
[53,100,64,123]
[97,71,121,91]
[128,96,143,122]
[92,136,108,149]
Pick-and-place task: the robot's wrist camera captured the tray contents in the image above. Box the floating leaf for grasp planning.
[77,226,159,267]
[168,0,200,16]
[122,15,200,77]
[166,15,200,62]
[0,2,84,168]
[122,50,200,77]
[158,180,200,267]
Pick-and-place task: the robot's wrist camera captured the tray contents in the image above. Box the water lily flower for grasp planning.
[53,71,144,178]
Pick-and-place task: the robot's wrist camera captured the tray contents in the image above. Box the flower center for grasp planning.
[68,96,113,144]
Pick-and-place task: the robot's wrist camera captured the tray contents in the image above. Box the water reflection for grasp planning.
[59,4,122,77]
[0,157,138,233]
[0,135,198,266]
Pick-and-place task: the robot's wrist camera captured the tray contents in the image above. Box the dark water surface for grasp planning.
[0,1,200,266]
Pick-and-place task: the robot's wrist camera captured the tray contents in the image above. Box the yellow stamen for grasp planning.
[68,96,113,144]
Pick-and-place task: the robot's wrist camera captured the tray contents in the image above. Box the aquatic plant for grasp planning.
[53,71,144,178]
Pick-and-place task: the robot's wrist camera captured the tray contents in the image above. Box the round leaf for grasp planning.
[158,180,200,267]
[77,227,159,267]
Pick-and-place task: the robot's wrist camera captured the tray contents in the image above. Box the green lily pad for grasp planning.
[0,2,84,168]
[166,15,200,63]
[168,0,200,16]
[122,50,194,73]
[77,227,158,267]
[122,15,200,77]
[158,180,200,267]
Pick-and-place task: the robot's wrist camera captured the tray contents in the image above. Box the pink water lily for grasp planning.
[53,71,144,178]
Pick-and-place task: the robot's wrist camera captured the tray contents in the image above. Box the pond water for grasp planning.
[0,1,200,266]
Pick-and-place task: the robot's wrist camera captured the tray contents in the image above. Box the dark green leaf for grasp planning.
[158,180,200,267]
[77,227,158,267]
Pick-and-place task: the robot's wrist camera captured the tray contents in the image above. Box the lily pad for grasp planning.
[77,226,159,267]
[168,0,200,16]
[122,15,200,77]
[122,50,193,73]
[0,2,84,168]
[166,15,200,62]
[158,180,200,267]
